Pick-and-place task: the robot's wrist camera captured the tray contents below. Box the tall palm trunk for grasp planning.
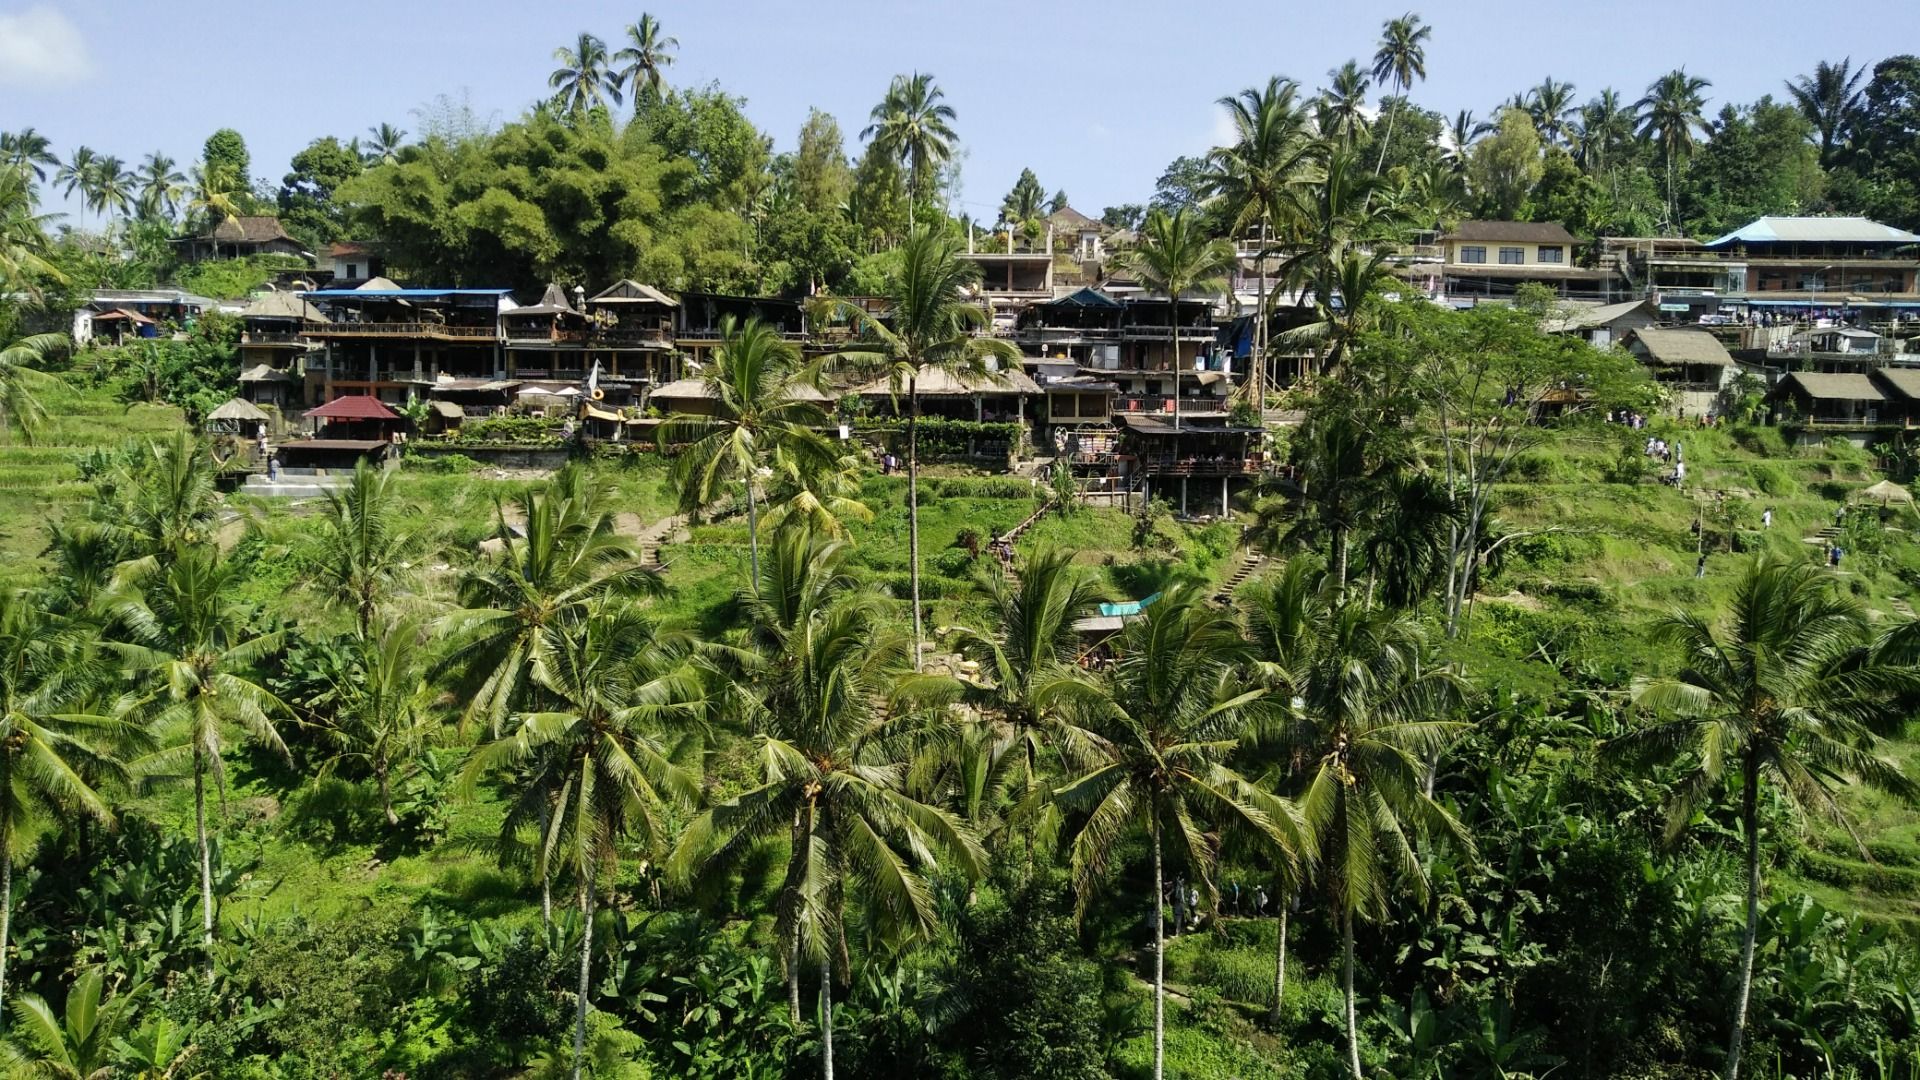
[538,801,553,930]
[821,961,836,1080]
[746,479,761,583]
[789,936,803,1025]
[1725,760,1761,1080]
[1150,811,1165,1080]
[194,748,214,971]
[0,844,12,1011]
[1331,525,1351,601]
[1169,292,1182,432]
[1373,94,1400,178]
[377,759,397,827]
[1251,221,1268,410]
[906,374,924,671]
[1270,893,1287,1027]
[1343,904,1361,1080]
[572,882,595,1080]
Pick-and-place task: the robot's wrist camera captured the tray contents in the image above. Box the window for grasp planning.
[1537,246,1563,264]
[1460,245,1486,264]
[346,263,359,279]
[1499,247,1525,265]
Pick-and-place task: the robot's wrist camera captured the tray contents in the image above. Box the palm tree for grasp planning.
[1360,470,1461,611]
[833,226,1017,670]
[1526,77,1579,147]
[1318,61,1373,146]
[1204,77,1314,408]
[671,530,983,1077]
[0,129,58,184]
[0,590,130,1007]
[1054,589,1296,1080]
[757,444,874,541]
[0,968,135,1079]
[1785,59,1867,167]
[87,156,134,222]
[1637,68,1712,229]
[0,332,65,444]
[1573,89,1636,175]
[1614,557,1920,1080]
[1443,110,1487,173]
[112,549,290,963]
[1369,13,1433,175]
[1244,563,1471,1080]
[466,602,702,1080]
[53,147,96,230]
[133,152,185,221]
[112,430,219,564]
[186,163,243,230]
[449,466,662,734]
[615,13,679,105]
[548,32,622,117]
[939,547,1108,842]
[320,617,435,828]
[862,72,958,228]
[363,123,407,165]
[1122,208,1239,431]
[659,316,832,581]
[0,168,65,297]
[310,459,413,636]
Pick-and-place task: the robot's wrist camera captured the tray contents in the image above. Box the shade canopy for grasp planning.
[207,397,270,423]
[1854,479,1914,504]
[306,395,400,420]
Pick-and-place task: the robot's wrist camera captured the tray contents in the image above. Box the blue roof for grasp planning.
[1043,287,1122,309]
[301,288,514,299]
[1705,216,1920,247]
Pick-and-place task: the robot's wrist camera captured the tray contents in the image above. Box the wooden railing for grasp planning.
[1140,456,1260,476]
[307,322,499,340]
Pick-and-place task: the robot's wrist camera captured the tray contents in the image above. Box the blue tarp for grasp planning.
[1042,287,1123,309]
[1098,592,1162,618]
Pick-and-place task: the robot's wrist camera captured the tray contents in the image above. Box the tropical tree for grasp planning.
[0,968,136,1079]
[549,32,622,117]
[1244,564,1471,1080]
[862,72,958,227]
[186,164,242,229]
[1615,557,1920,1080]
[658,316,832,581]
[1637,68,1713,226]
[1526,77,1579,146]
[1573,89,1637,175]
[449,466,662,734]
[0,129,58,184]
[0,590,129,1007]
[465,601,703,1080]
[938,546,1107,842]
[86,156,135,222]
[320,617,436,827]
[1054,589,1296,1080]
[1204,76,1314,407]
[112,430,219,565]
[112,549,289,962]
[615,13,679,105]
[1318,61,1373,146]
[1444,110,1487,173]
[309,458,414,636]
[0,332,64,443]
[53,147,97,229]
[999,167,1046,230]
[133,152,185,221]
[0,168,64,296]
[1785,58,1867,166]
[671,530,984,1077]
[363,123,407,165]
[1121,207,1239,429]
[1369,13,1433,175]
[756,444,874,541]
[833,226,1017,669]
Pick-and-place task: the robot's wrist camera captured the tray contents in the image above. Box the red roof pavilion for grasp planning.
[306,395,400,421]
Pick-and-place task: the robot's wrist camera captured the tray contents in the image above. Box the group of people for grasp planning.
[1646,436,1687,488]
[1152,878,1284,938]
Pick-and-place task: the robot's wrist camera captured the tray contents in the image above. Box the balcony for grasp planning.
[1139,455,1261,476]
[240,330,308,346]
[505,327,591,344]
[1120,325,1219,341]
[305,321,500,342]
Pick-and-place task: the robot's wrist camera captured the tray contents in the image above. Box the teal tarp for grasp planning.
[1099,592,1162,618]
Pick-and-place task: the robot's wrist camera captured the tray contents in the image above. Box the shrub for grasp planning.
[406,451,480,474]
[1747,461,1796,496]
[452,416,565,446]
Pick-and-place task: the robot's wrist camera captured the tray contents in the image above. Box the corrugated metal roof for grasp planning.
[1706,216,1920,247]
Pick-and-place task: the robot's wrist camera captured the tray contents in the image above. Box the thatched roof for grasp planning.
[1540,299,1649,334]
[1631,328,1734,367]
[238,364,300,384]
[207,397,269,423]
[203,216,295,244]
[1854,478,1914,504]
[590,280,679,307]
[1778,372,1885,402]
[853,367,1041,397]
[1873,367,1920,401]
[649,378,832,403]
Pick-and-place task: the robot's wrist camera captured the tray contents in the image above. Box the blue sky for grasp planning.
[4,0,1917,224]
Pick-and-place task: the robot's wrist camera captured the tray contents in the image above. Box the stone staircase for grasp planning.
[1212,550,1266,605]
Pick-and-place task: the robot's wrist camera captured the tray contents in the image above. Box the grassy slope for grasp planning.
[16,382,1920,1073]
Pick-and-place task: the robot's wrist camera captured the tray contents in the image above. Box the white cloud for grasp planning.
[0,7,95,87]
[1089,122,1111,140]
[1207,106,1237,151]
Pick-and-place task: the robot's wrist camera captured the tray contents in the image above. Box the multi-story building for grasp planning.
[1705,216,1920,311]
[300,285,513,404]
[237,292,327,409]
[1437,221,1619,304]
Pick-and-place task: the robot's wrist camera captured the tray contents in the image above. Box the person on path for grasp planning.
[1254,886,1269,916]
[1696,553,1707,578]
[1762,507,1773,529]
